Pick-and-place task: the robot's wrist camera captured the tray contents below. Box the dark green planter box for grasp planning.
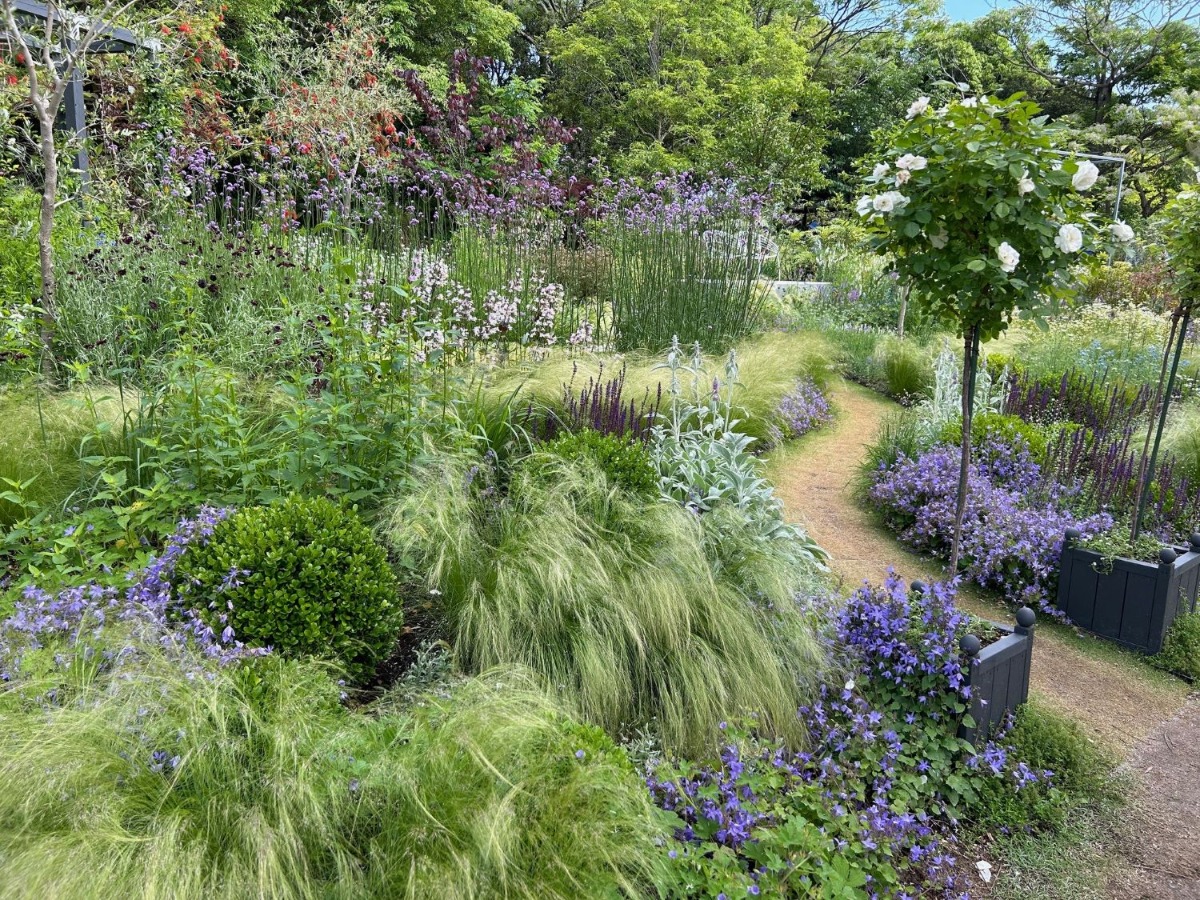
[958,608,1036,746]
[911,582,1035,747]
[1054,529,1200,655]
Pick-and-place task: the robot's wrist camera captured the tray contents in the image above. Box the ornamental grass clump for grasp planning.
[0,657,668,899]
[387,451,826,753]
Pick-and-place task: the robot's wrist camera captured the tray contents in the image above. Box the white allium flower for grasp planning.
[1109,221,1135,242]
[1072,160,1099,191]
[895,169,911,185]
[1017,171,1035,195]
[929,227,949,249]
[906,96,930,119]
[1055,223,1084,254]
[896,154,927,171]
[996,242,1020,273]
[873,162,890,178]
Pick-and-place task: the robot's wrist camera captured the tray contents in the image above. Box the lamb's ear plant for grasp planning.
[863,91,1129,571]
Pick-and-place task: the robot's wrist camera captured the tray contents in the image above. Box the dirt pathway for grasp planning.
[767,380,1189,758]
[1105,699,1200,899]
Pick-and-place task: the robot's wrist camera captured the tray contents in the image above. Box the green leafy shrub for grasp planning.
[0,655,667,899]
[940,412,1051,463]
[177,496,401,681]
[387,451,825,753]
[1155,611,1200,681]
[543,429,658,496]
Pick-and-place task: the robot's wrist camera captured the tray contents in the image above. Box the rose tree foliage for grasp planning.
[860,92,1126,343]
[860,92,1131,570]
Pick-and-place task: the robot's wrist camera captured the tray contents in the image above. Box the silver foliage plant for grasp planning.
[650,337,828,570]
[915,344,1007,445]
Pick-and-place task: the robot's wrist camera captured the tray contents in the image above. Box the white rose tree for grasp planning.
[861,93,1130,572]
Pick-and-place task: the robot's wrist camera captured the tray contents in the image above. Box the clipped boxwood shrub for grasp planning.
[177,496,401,681]
[542,429,659,497]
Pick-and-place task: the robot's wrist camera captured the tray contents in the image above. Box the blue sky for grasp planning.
[943,0,1015,22]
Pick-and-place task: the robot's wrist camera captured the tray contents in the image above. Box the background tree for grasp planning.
[544,0,829,200]
[862,93,1125,570]
[0,0,152,379]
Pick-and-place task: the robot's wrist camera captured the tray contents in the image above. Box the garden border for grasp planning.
[959,608,1035,746]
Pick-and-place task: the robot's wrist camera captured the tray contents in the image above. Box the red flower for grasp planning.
[5,74,17,86]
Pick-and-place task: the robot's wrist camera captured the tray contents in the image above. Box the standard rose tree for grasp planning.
[860,92,1132,571]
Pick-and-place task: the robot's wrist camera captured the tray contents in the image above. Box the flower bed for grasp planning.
[649,574,1053,898]
[870,439,1111,615]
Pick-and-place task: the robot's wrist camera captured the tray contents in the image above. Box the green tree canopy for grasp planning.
[544,0,829,198]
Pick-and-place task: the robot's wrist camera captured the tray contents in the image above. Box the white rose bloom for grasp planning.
[929,227,949,249]
[872,193,896,213]
[1072,160,1099,191]
[896,154,927,171]
[961,96,979,108]
[873,162,890,178]
[1109,221,1135,242]
[856,195,873,216]
[1017,171,1035,195]
[895,169,911,185]
[906,96,930,119]
[1055,223,1084,254]
[996,242,1020,273]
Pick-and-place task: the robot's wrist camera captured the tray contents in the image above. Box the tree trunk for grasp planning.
[1133,304,1193,539]
[1130,305,1180,541]
[37,109,59,382]
[949,324,980,574]
[897,284,908,339]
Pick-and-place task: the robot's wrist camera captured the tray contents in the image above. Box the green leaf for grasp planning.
[966,259,986,272]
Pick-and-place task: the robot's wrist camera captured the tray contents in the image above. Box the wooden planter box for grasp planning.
[1054,528,1200,655]
[912,581,1035,746]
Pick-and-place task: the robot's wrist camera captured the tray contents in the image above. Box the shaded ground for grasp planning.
[767,379,1197,898]
[1105,699,1200,899]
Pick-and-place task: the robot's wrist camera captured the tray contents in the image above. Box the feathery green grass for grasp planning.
[387,451,826,753]
[0,387,133,525]
[0,655,666,899]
